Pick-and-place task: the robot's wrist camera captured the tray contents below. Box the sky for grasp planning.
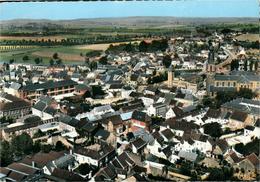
[0,0,258,20]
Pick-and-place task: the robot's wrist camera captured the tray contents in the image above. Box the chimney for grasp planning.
[70,149,73,155]
[32,161,35,168]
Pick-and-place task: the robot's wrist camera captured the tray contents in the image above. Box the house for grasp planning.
[0,162,40,182]
[238,153,260,174]
[147,103,167,118]
[91,105,115,116]
[32,100,57,121]
[20,151,68,172]
[109,151,138,179]
[224,151,243,166]
[94,129,116,146]
[164,119,200,137]
[121,86,135,99]
[0,92,31,119]
[3,82,21,97]
[144,86,158,96]
[131,110,151,132]
[160,128,175,142]
[48,168,87,181]
[140,95,155,108]
[2,116,43,141]
[147,131,166,158]
[131,137,147,154]
[229,111,250,130]
[212,139,229,157]
[244,125,260,138]
[221,98,260,121]
[74,84,89,96]
[102,115,124,134]
[178,150,198,162]
[165,106,184,119]
[42,154,75,175]
[73,144,116,167]
[94,166,117,181]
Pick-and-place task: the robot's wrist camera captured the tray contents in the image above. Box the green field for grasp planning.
[0,46,93,65]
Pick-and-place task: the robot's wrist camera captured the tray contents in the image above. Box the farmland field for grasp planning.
[0,46,93,64]
[236,34,259,42]
[76,41,141,51]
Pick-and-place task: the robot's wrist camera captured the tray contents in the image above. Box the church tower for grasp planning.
[168,65,174,88]
[206,40,216,73]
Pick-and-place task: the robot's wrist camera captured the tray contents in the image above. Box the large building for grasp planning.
[167,68,198,93]
[207,72,260,96]
[18,79,78,101]
[0,92,31,119]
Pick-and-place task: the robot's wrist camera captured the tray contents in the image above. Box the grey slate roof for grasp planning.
[178,150,198,162]
[21,79,77,91]
[222,98,260,116]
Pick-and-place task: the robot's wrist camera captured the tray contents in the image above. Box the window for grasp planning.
[227,82,230,87]
[233,82,236,87]
[222,82,225,87]
[216,82,219,87]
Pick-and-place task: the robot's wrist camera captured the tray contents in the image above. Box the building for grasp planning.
[0,93,31,119]
[19,79,78,101]
[208,73,260,96]
[221,98,260,123]
[147,103,167,118]
[168,66,174,88]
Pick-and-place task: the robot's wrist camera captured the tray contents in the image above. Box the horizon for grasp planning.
[1,16,258,22]
[0,0,258,21]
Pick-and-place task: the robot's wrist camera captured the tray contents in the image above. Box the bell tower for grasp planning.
[168,65,174,88]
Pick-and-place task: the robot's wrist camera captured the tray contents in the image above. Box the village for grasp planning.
[0,25,259,182]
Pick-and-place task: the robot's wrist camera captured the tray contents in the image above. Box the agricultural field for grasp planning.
[236,33,259,42]
[0,46,93,64]
[76,41,141,51]
[0,35,69,42]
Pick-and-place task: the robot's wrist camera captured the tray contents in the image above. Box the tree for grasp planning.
[22,55,29,61]
[180,161,192,176]
[89,61,97,71]
[208,168,225,181]
[11,133,33,156]
[0,141,13,166]
[49,59,54,66]
[139,40,148,52]
[34,57,41,64]
[255,61,258,71]
[9,59,15,64]
[244,60,248,71]
[231,59,239,71]
[99,56,108,65]
[55,141,66,151]
[162,55,172,68]
[56,59,62,65]
[92,85,105,97]
[249,60,254,71]
[0,116,14,124]
[75,163,91,175]
[41,144,52,153]
[32,141,42,153]
[203,122,223,138]
[53,52,59,59]
[238,88,256,99]
[33,129,45,138]
[85,50,102,57]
